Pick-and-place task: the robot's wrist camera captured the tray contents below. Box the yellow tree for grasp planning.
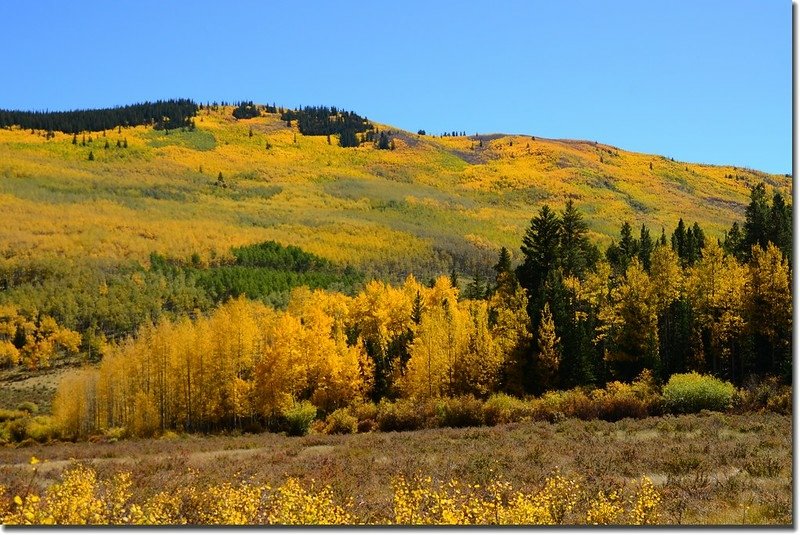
[453,300,502,396]
[686,241,746,377]
[599,259,659,380]
[488,279,531,395]
[536,302,560,391]
[252,312,307,418]
[746,243,792,377]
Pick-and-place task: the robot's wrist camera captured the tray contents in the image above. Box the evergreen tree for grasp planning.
[742,182,770,255]
[494,246,512,277]
[559,199,596,278]
[87,151,94,161]
[723,221,744,261]
[768,191,792,261]
[517,205,561,298]
[659,227,668,247]
[638,225,653,271]
[72,133,77,145]
[377,131,390,150]
[450,268,459,290]
[411,291,423,325]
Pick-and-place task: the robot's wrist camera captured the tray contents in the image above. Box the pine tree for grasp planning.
[559,199,595,278]
[87,151,94,161]
[638,225,653,271]
[768,191,792,261]
[517,205,561,296]
[72,133,77,145]
[494,246,512,277]
[450,268,459,290]
[742,182,770,256]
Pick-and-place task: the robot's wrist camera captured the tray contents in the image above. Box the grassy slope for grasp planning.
[0,106,790,277]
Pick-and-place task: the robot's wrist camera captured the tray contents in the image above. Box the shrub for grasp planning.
[351,402,378,433]
[592,377,658,421]
[16,402,39,415]
[533,390,596,421]
[7,417,29,442]
[662,373,735,414]
[283,401,318,436]
[26,416,59,443]
[483,393,532,425]
[0,409,26,422]
[436,396,484,428]
[376,399,435,432]
[103,427,128,441]
[323,408,358,435]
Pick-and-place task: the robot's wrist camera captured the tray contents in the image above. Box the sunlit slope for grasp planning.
[0,106,790,274]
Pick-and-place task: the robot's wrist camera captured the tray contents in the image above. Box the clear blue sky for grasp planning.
[0,0,790,173]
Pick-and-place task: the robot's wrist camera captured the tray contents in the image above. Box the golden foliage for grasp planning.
[2,465,663,526]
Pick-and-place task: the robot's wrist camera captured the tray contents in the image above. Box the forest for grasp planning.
[22,182,788,439]
[0,99,198,134]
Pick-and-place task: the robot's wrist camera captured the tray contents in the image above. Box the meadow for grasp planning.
[0,412,791,525]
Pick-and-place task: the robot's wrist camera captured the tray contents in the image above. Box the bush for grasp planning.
[283,401,318,436]
[533,390,596,422]
[376,399,436,432]
[0,409,26,422]
[735,376,792,415]
[103,427,128,441]
[663,373,735,414]
[483,394,532,425]
[26,416,59,443]
[351,402,378,433]
[7,417,29,442]
[16,402,39,415]
[436,396,484,428]
[323,408,358,435]
[591,374,660,421]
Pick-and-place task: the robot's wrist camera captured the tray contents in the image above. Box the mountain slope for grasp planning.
[0,104,790,278]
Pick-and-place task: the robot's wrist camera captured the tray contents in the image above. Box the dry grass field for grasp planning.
[0,412,790,525]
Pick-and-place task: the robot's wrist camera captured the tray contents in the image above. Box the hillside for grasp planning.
[0,103,790,280]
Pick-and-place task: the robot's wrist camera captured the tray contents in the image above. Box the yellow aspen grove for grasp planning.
[252,312,307,418]
[686,241,746,376]
[536,302,560,390]
[488,279,531,394]
[746,243,792,376]
[453,300,502,396]
[599,259,659,380]
[649,245,683,315]
[402,304,450,398]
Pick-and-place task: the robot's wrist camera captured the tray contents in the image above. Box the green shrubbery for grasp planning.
[283,401,317,436]
[662,373,735,414]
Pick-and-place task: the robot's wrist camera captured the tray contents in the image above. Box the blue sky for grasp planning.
[0,1,790,173]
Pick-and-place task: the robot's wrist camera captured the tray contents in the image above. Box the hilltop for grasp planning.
[0,102,790,280]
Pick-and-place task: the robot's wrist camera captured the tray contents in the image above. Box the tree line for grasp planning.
[0,99,198,134]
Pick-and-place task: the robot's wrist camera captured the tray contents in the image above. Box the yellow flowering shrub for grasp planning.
[1,465,662,526]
